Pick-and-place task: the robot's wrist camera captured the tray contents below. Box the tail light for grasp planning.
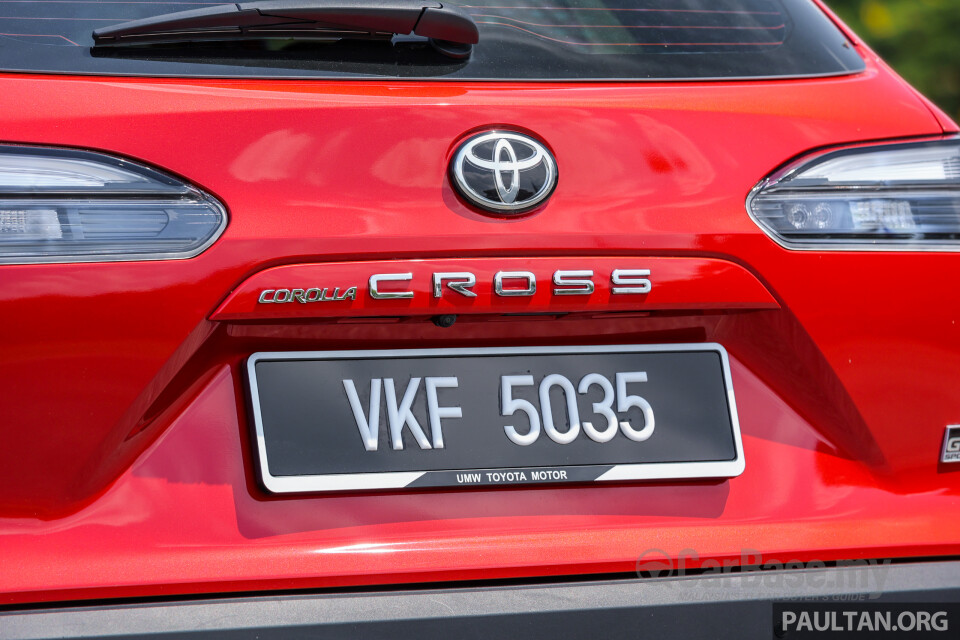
[0,145,226,264]
[748,138,960,250]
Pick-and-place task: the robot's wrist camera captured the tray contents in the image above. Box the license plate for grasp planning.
[246,344,744,493]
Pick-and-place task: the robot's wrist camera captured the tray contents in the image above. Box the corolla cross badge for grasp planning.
[451,130,558,214]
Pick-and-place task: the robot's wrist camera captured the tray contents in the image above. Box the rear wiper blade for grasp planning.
[92,0,479,58]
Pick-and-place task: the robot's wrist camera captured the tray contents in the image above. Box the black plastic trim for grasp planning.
[1,560,959,639]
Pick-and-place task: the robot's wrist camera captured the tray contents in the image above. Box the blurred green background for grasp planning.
[824,0,960,122]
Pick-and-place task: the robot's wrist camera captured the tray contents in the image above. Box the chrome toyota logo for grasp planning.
[451,131,558,214]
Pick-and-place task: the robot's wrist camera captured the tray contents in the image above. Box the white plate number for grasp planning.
[501,372,654,446]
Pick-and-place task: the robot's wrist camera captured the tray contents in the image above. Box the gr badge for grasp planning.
[942,426,960,463]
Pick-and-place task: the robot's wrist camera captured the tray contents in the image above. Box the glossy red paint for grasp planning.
[1,358,958,605]
[1,37,959,604]
[211,257,778,320]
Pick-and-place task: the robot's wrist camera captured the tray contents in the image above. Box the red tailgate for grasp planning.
[0,47,958,605]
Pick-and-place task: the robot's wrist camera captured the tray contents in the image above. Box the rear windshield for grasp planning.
[0,0,864,80]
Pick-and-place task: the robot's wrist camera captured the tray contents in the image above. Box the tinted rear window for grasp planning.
[0,0,864,79]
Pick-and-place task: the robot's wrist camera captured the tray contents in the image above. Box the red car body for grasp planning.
[0,0,957,615]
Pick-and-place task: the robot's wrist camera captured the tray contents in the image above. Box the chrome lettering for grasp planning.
[369,273,414,300]
[552,270,594,296]
[258,267,652,306]
[432,272,478,298]
[258,285,359,304]
[494,271,536,297]
[611,269,652,294]
[258,289,276,303]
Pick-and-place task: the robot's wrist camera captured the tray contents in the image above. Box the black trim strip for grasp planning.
[2,561,959,639]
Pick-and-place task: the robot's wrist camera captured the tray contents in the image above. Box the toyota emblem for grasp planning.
[450,130,558,215]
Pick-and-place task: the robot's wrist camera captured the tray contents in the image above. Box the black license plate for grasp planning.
[247,344,744,493]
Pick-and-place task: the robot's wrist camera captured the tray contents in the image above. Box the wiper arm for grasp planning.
[92,0,479,58]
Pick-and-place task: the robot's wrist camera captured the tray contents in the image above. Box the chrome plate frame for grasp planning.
[246,343,745,493]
